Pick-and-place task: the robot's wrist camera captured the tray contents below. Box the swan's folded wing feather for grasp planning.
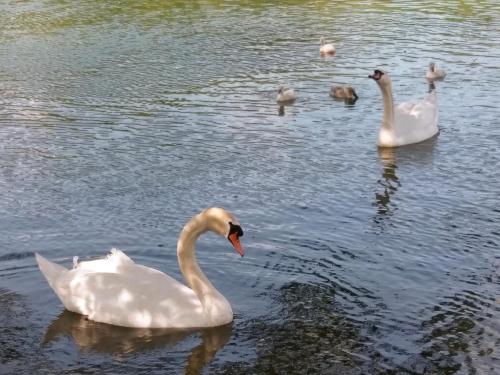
[394,97,438,144]
[60,266,202,328]
[74,249,135,273]
[396,97,437,124]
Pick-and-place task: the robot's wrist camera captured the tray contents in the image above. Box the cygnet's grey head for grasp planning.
[348,87,358,99]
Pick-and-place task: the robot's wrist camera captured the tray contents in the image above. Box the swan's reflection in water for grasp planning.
[277,100,297,116]
[374,138,437,225]
[374,147,400,217]
[43,310,232,374]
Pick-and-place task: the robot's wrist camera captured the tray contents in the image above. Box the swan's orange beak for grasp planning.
[228,232,244,257]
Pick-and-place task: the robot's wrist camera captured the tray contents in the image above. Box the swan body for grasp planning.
[426,62,446,81]
[319,37,335,55]
[330,86,358,101]
[276,86,297,103]
[35,208,245,329]
[369,69,438,147]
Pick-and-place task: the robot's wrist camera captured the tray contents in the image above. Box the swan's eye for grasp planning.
[228,222,244,238]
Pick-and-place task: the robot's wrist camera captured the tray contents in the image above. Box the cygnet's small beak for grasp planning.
[228,232,244,257]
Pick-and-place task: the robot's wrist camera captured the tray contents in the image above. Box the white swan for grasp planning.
[330,86,358,101]
[319,37,335,55]
[426,62,446,81]
[369,69,438,147]
[35,207,245,329]
[276,86,297,103]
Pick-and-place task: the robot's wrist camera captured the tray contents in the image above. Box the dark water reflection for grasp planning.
[1,0,500,374]
[374,139,437,224]
[43,311,232,374]
[221,281,499,375]
[374,148,401,218]
[43,310,231,354]
[215,282,389,374]
[278,104,285,116]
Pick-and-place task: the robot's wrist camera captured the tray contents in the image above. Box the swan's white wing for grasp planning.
[427,70,446,80]
[277,89,297,102]
[393,92,438,145]
[320,44,336,54]
[59,264,204,328]
[73,248,134,273]
[285,89,297,100]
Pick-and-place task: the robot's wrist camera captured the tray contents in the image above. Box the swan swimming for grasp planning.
[426,62,446,81]
[319,37,335,55]
[276,86,297,103]
[369,69,439,147]
[35,207,244,329]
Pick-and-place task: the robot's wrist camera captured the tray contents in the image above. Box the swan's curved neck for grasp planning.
[379,82,395,131]
[176,215,223,308]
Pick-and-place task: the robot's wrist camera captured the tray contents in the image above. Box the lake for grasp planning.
[1,1,499,374]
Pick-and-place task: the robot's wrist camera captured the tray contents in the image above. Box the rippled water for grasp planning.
[1,1,499,374]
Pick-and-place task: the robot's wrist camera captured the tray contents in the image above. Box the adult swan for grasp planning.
[369,69,438,147]
[35,207,244,329]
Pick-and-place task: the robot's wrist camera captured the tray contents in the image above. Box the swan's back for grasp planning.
[382,91,438,146]
[426,64,446,80]
[62,267,202,328]
[277,88,297,102]
[74,248,134,272]
[319,38,335,54]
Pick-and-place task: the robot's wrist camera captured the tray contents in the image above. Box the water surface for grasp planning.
[1,1,499,374]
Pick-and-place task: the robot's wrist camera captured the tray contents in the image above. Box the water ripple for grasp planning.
[1,1,500,374]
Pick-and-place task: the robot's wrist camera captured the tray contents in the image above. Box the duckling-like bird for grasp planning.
[330,86,358,101]
[319,37,336,55]
[276,86,297,103]
[426,62,446,81]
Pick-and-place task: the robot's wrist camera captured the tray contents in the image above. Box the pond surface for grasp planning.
[1,1,499,374]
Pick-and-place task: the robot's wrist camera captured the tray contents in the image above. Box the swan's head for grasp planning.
[277,86,284,94]
[320,37,325,46]
[369,69,390,87]
[202,207,244,257]
[429,62,435,72]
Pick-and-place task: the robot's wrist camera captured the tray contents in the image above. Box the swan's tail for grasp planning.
[35,253,68,289]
